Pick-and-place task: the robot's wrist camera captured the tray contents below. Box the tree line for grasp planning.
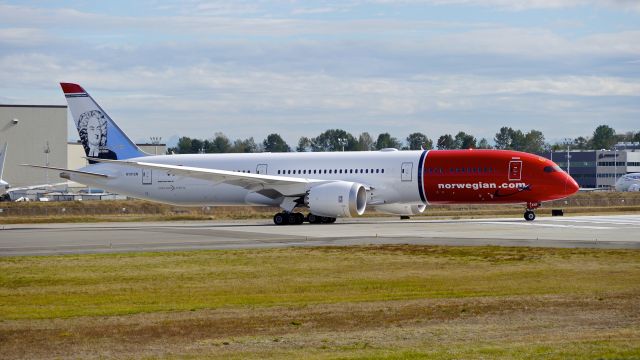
[168,125,640,154]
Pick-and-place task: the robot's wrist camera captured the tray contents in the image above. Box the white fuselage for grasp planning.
[69,150,424,206]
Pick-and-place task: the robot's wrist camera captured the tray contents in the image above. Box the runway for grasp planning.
[1,214,639,256]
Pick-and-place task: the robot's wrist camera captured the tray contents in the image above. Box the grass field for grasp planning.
[1,245,639,359]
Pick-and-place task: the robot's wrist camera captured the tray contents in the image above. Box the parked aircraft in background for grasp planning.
[0,143,71,201]
[24,83,579,223]
[0,143,8,193]
[615,173,640,192]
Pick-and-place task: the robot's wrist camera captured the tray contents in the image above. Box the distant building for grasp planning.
[0,104,68,187]
[1,103,166,188]
[542,146,640,189]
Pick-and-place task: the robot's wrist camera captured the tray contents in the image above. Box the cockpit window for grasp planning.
[544,165,563,173]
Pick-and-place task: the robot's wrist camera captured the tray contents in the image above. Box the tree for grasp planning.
[310,129,357,152]
[494,127,512,150]
[437,134,454,149]
[357,132,375,151]
[509,129,526,151]
[572,136,590,150]
[296,136,312,152]
[406,132,433,150]
[477,138,492,149]
[454,131,476,149]
[174,136,193,154]
[190,138,204,153]
[231,137,258,153]
[591,125,616,150]
[375,133,402,150]
[207,132,231,153]
[522,130,545,154]
[262,133,290,152]
[634,131,640,143]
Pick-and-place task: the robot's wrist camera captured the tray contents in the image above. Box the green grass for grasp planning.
[2,246,639,359]
[2,246,639,320]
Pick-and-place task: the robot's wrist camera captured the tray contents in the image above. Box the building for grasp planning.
[542,146,640,189]
[2,104,166,189]
[0,105,68,187]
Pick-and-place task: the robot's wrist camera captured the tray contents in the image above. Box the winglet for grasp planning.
[60,83,86,94]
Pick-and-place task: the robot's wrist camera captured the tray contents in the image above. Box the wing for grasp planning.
[88,158,315,197]
[21,164,110,178]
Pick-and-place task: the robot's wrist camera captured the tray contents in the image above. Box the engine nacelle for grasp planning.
[306,181,367,218]
[630,184,640,192]
[373,203,426,216]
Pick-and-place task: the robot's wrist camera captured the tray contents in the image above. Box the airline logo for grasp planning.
[437,182,528,190]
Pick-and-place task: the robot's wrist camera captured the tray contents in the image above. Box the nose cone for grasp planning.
[565,174,579,195]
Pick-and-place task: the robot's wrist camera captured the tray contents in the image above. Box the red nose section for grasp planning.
[566,174,579,195]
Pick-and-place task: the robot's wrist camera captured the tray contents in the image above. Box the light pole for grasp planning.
[43,141,50,184]
[614,147,618,185]
[150,136,162,155]
[563,138,572,175]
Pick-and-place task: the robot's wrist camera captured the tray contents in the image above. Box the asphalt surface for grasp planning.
[1,215,639,256]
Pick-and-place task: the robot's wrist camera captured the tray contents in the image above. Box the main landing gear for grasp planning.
[273,212,336,225]
[524,202,541,221]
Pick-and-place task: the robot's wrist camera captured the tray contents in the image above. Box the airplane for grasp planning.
[0,142,71,201]
[0,143,8,193]
[615,173,640,192]
[23,83,579,224]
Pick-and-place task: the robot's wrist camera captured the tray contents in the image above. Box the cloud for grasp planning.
[0,2,638,144]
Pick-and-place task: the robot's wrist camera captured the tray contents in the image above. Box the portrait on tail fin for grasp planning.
[77,110,117,160]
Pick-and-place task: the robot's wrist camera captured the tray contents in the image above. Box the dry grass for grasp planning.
[1,245,639,359]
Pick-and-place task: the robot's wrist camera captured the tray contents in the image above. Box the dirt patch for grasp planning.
[1,293,638,359]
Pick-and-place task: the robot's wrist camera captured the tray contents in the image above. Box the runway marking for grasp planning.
[548,219,640,226]
[475,221,612,230]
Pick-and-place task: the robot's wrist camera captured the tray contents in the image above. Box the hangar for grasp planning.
[0,104,165,188]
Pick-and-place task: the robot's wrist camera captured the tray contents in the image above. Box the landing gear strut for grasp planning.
[273,212,336,225]
[524,202,541,221]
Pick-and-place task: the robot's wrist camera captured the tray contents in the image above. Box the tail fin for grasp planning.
[60,83,147,160]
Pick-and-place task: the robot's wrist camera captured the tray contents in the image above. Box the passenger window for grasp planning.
[381,169,384,174]
[376,169,379,174]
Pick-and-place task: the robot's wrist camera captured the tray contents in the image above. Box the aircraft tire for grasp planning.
[273,213,286,225]
[524,211,536,221]
[294,213,305,225]
[307,213,319,224]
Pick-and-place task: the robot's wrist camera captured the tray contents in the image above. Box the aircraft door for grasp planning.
[508,160,522,181]
[401,162,413,182]
[256,164,268,175]
[142,169,152,185]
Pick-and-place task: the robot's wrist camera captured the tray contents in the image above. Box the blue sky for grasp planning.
[1,0,639,147]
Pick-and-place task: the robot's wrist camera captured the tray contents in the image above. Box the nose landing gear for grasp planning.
[524,202,541,221]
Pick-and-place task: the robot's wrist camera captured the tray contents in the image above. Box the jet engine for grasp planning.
[373,203,426,216]
[305,181,367,217]
[629,184,640,192]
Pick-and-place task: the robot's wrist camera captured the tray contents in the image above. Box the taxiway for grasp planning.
[1,214,639,256]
